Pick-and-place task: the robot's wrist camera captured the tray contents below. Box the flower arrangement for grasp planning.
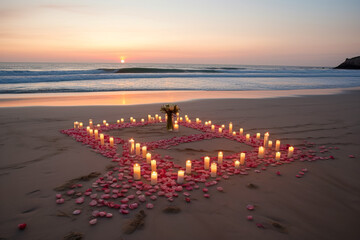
[160,104,180,131]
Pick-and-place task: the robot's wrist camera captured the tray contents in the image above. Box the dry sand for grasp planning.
[0,90,360,240]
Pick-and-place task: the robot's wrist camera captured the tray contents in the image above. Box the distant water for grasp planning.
[0,62,359,94]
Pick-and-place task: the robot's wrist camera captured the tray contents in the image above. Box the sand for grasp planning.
[0,90,359,240]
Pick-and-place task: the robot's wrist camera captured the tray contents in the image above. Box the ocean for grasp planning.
[0,62,359,94]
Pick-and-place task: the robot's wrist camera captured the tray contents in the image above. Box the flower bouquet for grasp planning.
[160,104,180,131]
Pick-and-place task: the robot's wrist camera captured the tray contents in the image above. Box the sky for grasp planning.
[0,0,360,66]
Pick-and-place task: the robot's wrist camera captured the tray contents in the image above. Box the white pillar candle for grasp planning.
[89,129,94,137]
[205,121,208,126]
[94,129,99,140]
[103,120,106,125]
[132,119,136,123]
[239,128,243,136]
[106,123,109,127]
[100,133,104,145]
[177,170,185,184]
[109,137,114,147]
[89,119,93,128]
[196,118,200,124]
[151,117,155,122]
[174,123,179,132]
[117,119,120,123]
[180,117,183,122]
[151,171,157,185]
[235,160,240,169]
[186,160,192,174]
[240,152,246,165]
[275,152,281,161]
[142,146,147,158]
[218,127,223,133]
[155,114,159,121]
[148,115,151,121]
[79,122,83,129]
[141,118,145,123]
[218,151,223,164]
[232,131,236,136]
[204,156,210,170]
[130,117,133,122]
[86,126,90,135]
[188,120,191,123]
[208,120,212,125]
[287,146,294,158]
[133,163,141,180]
[268,140,273,148]
[258,146,264,158]
[97,124,101,128]
[275,140,281,151]
[136,143,141,155]
[264,132,269,147]
[229,122,233,133]
[74,121,79,128]
[151,160,156,172]
[129,139,135,155]
[256,133,260,139]
[176,112,179,121]
[210,163,217,177]
[146,153,151,163]
[246,133,250,142]
[211,125,215,132]
[121,118,124,123]
[221,124,225,129]
[159,116,162,122]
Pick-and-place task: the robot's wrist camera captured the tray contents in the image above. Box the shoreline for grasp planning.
[1,87,360,107]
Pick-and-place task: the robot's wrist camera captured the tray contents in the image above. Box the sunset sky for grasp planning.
[0,0,359,66]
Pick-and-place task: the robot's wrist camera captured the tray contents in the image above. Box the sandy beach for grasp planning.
[0,89,360,240]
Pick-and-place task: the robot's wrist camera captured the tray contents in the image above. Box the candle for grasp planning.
[196,118,200,124]
[151,171,157,185]
[275,152,281,161]
[177,170,185,184]
[221,124,225,129]
[246,134,250,142]
[97,124,100,128]
[256,133,260,139]
[239,128,243,136]
[148,115,151,121]
[240,152,246,165]
[275,140,281,151]
[94,129,99,140]
[211,163,217,177]
[264,132,269,147]
[89,129,94,137]
[287,146,294,158]
[155,114,159,121]
[180,117,183,122]
[204,156,210,170]
[211,125,215,132]
[174,123,179,132]
[235,160,240,169]
[268,140,273,148]
[121,118,124,123]
[142,146,147,158]
[106,123,109,127]
[141,118,145,123]
[218,151,223,164]
[208,120,212,125]
[79,122,83,129]
[232,131,236,136]
[146,153,151,163]
[133,163,141,180]
[136,143,141,155]
[117,119,120,123]
[109,137,114,147]
[151,160,156,172]
[159,116,162,122]
[99,133,104,145]
[86,126,90,135]
[229,122,233,133]
[176,112,180,121]
[130,117,133,122]
[74,121,79,128]
[129,139,135,156]
[218,128,223,133]
[103,120,106,125]
[89,119,93,128]
[186,160,192,174]
[132,119,136,123]
[258,146,264,158]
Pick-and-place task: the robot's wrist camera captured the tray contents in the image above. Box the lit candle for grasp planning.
[151,171,157,185]
[136,143,141,155]
[180,117,183,122]
[148,115,151,121]
[121,118,124,123]
[229,122,233,133]
[232,131,236,136]
[264,132,269,147]
[97,124,100,128]
[235,160,240,169]
[106,123,109,127]
[89,129,94,137]
[256,133,260,139]
[151,160,156,172]
[146,153,151,163]
[188,120,191,123]
[275,152,281,161]
[117,119,120,123]
[109,137,114,147]
[177,170,185,184]
[218,128,223,133]
[258,146,264,158]
[74,121,79,129]
[287,146,294,158]
[155,114,159,121]
[132,119,136,123]
[218,151,223,164]
[79,122,83,129]
[100,134,104,145]
[186,160,192,174]
[211,163,217,177]
[86,126,90,134]
[268,140,273,148]
[130,117,133,122]
[240,152,246,165]
[133,163,141,180]
[208,120,212,125]
[141,118,145,123]
[246,134,250,142]
[221,124,225,129]
[94,129,99,140]
[211,125,215,132]
[176,112,180,121]
[103,120,106,125]
[275,140,281,151]
[196,118,200,124]
[174,123,179,132]
[142,146,147,158]
[89,119,93,128]
[204,156,210,170]
[159,116,162,122]
[239,128,243,136]
[129,139,135,156]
